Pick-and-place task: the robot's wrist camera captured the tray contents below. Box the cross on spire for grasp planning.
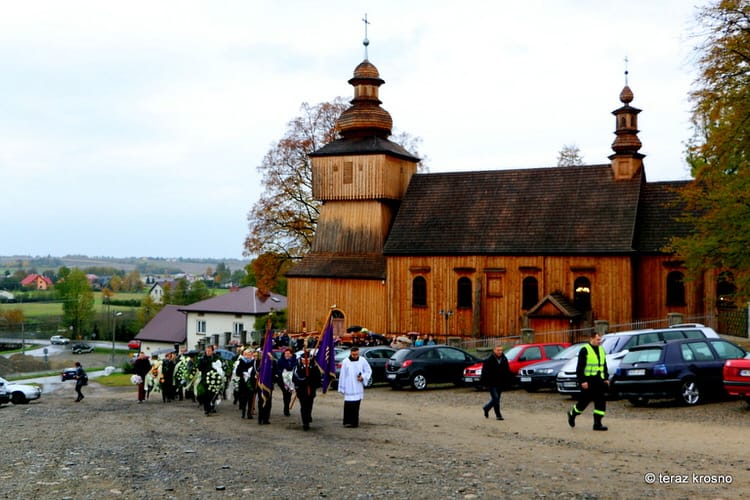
[624,55,629,85]
[362,13,370,60]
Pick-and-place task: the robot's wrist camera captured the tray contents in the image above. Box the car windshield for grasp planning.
[553,343,585,360]
[504,345,523,361]
[622,347,662,364]
[600,335,623,354]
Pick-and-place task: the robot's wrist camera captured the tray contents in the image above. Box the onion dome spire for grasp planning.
[609,60,645,180]
[336,17,393,139]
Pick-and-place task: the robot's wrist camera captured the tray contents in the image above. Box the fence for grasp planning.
[457,311,748,352]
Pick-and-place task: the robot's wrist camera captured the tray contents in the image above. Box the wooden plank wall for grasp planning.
[387,255,635,337]
[312,201,396,253]
[287,276,388,334]
[634,255,712,320]
[312,154,417,201]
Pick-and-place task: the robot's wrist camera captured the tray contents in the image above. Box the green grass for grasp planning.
[0,291,146,317]
[0,301,64,318]
[96,373,133,387]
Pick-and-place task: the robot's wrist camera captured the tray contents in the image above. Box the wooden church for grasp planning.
[285,53,722,340]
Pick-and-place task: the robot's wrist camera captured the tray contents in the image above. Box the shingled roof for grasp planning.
[285,254,386,279]
[383,165,644,255]
[633,180,692,253]
[135,305,185,343]
[310,136,419,162]
[178,287,287,314]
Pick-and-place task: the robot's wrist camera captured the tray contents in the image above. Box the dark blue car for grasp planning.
[612,338,747,406]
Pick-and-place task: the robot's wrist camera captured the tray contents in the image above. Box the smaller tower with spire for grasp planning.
[609,62,645,180]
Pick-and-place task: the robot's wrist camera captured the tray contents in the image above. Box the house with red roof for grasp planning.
[20,274,53,290]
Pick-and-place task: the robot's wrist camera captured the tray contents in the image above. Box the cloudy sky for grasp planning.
[1,1,705,260]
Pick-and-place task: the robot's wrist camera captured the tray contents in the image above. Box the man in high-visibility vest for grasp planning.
[567,332,610,431]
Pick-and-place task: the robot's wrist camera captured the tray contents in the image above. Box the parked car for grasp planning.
[385,345,479,390]
[335,346,396,387]
[518,343,588,392]
[723,357,750,405]
[611,338,747,406]
[0,380,8,405]
[127,339,142,350]
[556,324,721,394]
[50,335,70,345]
[61,367,78,381]
[0,377,42,404]
[71,343,95,354]
[463,342,570,388]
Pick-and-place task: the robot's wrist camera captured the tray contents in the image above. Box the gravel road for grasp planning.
[2,369,749,500]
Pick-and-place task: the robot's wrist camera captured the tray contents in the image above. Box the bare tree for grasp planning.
[557,144,584,167]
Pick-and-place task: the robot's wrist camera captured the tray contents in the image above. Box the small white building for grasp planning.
[179,287,287,349]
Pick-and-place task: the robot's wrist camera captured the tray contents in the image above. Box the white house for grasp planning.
[179,287,287,350]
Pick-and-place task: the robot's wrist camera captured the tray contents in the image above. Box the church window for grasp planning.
[522,276,539,310]
[666,271,686,306]
[457,277,472,309]
[412,276,427,307]
[717,271,736,309]
[573,277,591,312]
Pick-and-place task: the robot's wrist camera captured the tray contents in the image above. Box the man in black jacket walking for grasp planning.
[480,345,512,420]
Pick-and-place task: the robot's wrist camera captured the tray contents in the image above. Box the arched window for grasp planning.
[412,276,427,307]
[666,271,686,306]
[573,277,591,312]
[522,276,539,310]
[457,277,472,309]
[717,271,736,309]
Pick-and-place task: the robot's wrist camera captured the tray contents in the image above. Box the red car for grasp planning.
[723,357,750,405]
[128,339,142,350]
[463,342,570,387]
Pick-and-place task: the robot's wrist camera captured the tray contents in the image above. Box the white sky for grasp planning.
[0,0,705,260]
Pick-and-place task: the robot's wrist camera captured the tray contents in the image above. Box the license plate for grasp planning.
[463,377,474,383]
[520,377,531,382]
[563,382,577,388]
[386,374,396,380]
[628,369,646,376]
[740,369,750,377]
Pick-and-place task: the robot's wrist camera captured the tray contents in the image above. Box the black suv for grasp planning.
[72,343,95,354]
[612,338,747,406]
[385,345,479,390]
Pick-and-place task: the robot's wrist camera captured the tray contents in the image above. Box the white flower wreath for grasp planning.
[204,370,224,393]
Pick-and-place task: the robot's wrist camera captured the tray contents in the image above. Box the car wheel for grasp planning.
[628,396,649,406]
[411,373,427,390]
[678,378,701,405]
[11,392,27,404]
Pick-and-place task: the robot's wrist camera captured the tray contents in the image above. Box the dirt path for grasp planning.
[2,379,748,499]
